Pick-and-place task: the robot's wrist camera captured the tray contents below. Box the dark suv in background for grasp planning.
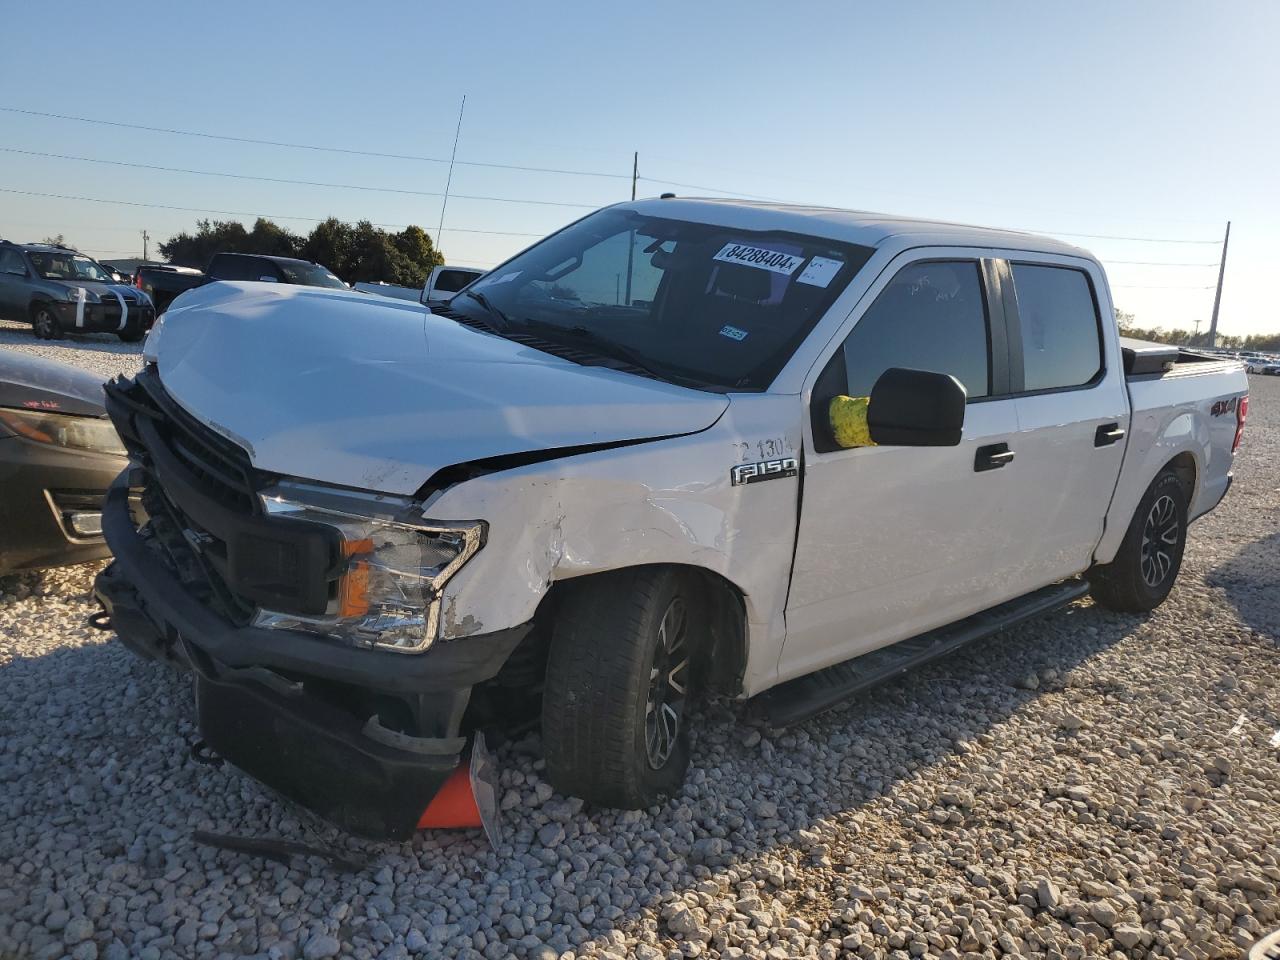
[0,241,156,341]
[135,253,348,315]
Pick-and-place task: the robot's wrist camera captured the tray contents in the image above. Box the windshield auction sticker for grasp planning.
[713,242,804,275]
[797,256,844,288]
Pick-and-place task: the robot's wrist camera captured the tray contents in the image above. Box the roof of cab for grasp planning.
[625,197,1092,260]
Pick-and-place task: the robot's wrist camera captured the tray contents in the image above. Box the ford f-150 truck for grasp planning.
[93,199,1249,839]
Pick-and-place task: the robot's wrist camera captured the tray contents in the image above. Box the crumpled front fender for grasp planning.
[423,395,802,696]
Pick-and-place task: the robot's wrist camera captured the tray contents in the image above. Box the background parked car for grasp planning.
[134,252,349,315]
[0,241,155,341]
[421,264,485,305]
[133,262,207,314]
[0,352,133,574]
[353,281,421,301]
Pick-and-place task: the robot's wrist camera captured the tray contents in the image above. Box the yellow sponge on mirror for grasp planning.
[829,395,875,448]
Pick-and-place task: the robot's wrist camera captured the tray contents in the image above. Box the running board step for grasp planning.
[757,579,1090,728]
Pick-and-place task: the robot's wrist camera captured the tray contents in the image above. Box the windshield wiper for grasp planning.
[459,290,511,330]
[515,318,689,385]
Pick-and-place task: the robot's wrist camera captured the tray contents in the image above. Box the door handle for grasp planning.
[975,442,1015,472]
[1094,423,1126,447]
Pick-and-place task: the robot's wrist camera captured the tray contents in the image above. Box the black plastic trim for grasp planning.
[97,474,530,693]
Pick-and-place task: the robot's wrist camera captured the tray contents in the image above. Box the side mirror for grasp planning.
[867,367,966,446]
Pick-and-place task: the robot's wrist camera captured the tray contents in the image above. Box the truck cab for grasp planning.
[94,199,1248,838]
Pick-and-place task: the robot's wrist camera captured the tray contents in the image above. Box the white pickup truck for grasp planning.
[420,264,485,305]
[95,199,1249,839]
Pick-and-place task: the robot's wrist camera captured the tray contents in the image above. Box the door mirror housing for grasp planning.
[866,367,966,446]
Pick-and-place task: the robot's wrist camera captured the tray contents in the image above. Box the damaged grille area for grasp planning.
[105,369,340,624]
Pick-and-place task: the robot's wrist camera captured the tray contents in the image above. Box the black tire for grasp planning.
[118,326,145,343]
[32,305,62,340]
[542,567,701,809]
[1087,469,1188,612]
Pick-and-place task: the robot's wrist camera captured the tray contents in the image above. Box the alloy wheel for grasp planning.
[1140,494,1179,587]
[34,310,57,339]
[645,597,689,769]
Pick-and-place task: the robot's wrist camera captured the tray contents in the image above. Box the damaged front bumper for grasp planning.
[95,474,528,839]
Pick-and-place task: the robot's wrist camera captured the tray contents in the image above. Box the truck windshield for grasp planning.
[451,208,873,391]
[30,253,113,283]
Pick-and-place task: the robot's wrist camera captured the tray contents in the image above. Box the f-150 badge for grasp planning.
[731,457,799,486]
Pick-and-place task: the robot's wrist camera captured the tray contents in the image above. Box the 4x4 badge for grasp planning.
[731,457,799,486]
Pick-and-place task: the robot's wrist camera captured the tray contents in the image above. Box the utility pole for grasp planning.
[141,229,149,261]
[1207,220,1230,348]
[631,152,638,201]
[436,95,467,249]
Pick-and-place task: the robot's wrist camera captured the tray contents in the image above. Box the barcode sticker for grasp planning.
[713,242,804,276]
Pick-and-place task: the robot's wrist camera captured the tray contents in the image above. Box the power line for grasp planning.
[636,174,790,203]
[0,105,632,181]
[1103,259,1219,267]
[0,187,545,237]
[3,105,1230,249]
[0,148,599,209]
[1111,283,1215,290]
[1027,229,1219,244]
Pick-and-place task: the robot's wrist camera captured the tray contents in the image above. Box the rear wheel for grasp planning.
[1088,469,1188,612]
[32,306,62,340]
[542,568,701,809]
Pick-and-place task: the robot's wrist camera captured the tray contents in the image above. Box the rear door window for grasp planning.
[0,249,25,274]
[1009,264,1102,391]
[841,260,991,399]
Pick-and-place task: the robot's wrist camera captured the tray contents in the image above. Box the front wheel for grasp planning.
[118,326,145,343]
[542,568,701,809]
[32,306,62,340]
[1088,469,1188,612]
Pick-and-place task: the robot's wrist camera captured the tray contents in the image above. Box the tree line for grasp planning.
[157,217,444,287]
[1115,311,1280,352]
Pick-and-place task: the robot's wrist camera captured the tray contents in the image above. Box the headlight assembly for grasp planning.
[64,287,101,303]
[0,408,126,456]
[252,485,485,653]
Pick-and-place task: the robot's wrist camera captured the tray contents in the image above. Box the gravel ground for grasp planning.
[0,320,145,381]
[1,341,1277,960]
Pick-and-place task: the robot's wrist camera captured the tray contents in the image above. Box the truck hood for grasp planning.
[150,282,729,495]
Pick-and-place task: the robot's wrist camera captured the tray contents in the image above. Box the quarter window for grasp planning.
[842,261,991,399]
[1010,264,1102,391]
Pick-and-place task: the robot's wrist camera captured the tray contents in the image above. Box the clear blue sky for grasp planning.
[2,0,1276,336]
